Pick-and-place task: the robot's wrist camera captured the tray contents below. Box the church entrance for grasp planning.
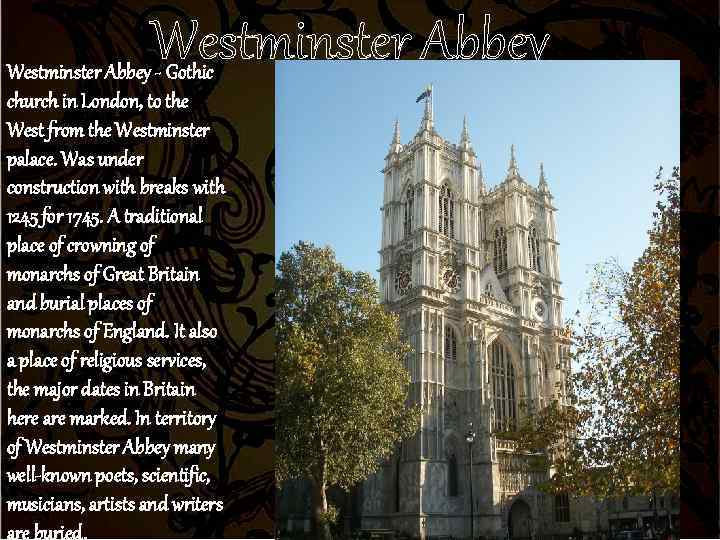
[508,499,532,540]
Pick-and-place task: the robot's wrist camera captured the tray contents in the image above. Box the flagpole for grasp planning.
[430,83,434,123]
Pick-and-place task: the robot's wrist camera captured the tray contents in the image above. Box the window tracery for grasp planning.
[439,184,455,238]
[491,340,516,430]
[494,226,508,273]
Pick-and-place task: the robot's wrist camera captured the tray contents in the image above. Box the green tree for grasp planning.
[276,242,421,539]
[517,167,680,498]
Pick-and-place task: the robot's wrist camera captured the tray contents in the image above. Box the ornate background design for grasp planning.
[1,0,717,537]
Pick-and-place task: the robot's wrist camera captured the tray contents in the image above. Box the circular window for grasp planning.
[395,268,412,296]
[442,268,460,293]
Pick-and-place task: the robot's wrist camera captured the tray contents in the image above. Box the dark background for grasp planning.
[1,0,717,538]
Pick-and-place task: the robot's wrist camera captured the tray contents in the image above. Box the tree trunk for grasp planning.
[312,476,331,540]
[311,439,332,540]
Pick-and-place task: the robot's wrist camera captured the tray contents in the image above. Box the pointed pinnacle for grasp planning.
[539,162,550,191]
[420,89,433,132]
[507,144,519,176]
[460,115,471,147]
[393,118,401,144]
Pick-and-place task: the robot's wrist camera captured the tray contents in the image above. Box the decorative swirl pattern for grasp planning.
[1,0,717,537]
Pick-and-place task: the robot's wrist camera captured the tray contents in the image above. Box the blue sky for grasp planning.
[276,60,679,322]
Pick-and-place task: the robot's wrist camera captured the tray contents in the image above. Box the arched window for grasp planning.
[494,226,508,273]
[444,325,457,362]
[403,186,414,238]
[485,283,494,297]
[448,453,458,496]
[439,184,455,239]
[491,340,516,430]
[528,225,541,271]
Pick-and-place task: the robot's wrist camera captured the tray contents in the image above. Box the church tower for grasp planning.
[361,88,571,539]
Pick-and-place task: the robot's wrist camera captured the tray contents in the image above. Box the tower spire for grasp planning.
[389,117,402,154]
[460,114,472,150]
[538,162,550,193]
[506,144,519,178]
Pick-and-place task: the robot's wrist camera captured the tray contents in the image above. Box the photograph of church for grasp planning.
[276,61,679,540]
[280,88,571,540]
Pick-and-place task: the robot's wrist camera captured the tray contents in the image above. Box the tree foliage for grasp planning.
[516,167,679,497]
[276,242,421,534]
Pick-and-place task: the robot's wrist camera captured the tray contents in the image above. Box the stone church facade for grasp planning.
[360,94,572,539]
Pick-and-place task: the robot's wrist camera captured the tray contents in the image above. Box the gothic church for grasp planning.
[360,90,572,539]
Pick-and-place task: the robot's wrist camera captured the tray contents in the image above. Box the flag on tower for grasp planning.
[416,86,432,103]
